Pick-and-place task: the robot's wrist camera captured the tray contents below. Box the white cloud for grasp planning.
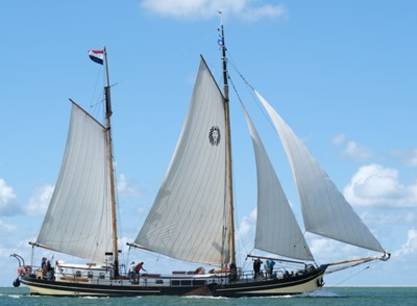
[344,164,417,207]
[237,208,257,240]
[395,228,417,257]
[332,133,346,145]
[0,178,15,205]
[141,0,287,21]
[0,178,20,216]
[307,234,363,262]
[117,174,141,197]
[0,219,16,233]
[392,149,417,167]
[361,210,417,226]
[332,133,372,161]
[25,185,54,216]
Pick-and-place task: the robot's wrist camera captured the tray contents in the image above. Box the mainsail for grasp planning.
[36,102,113,263]
[242,109,314,261]
[255,91,385,253]
[135,58,229,265]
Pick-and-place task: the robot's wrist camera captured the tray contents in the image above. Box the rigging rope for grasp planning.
[227,53,256,91]
[333,265,370,286]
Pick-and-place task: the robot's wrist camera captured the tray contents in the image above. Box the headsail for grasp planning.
[36,103,113,263]
[242,108,314,261]
[135,58,229,265]
[255,91,385,253]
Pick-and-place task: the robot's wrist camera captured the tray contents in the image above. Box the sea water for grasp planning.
[0,287,416,306]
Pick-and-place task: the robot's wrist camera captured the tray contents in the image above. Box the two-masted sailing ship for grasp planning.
[12,24,390,296]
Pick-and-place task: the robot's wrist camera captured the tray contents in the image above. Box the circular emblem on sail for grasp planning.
[209,126,221,146]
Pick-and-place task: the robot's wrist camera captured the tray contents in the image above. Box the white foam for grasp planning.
[243,294,294,299]
[8,294,21,299]
[302,289,339,298]
[184,295,229,300]
[81,296,109,300]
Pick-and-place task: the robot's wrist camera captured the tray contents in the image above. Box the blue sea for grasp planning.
[0,287,416,306]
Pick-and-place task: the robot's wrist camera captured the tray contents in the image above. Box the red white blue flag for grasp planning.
[88,49,104,65]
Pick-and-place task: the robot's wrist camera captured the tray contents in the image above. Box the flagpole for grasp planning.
[103,47,119,278]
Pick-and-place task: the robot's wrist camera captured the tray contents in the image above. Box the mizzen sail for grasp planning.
[36,102,113,263]
[135,59,229,265]
[255,91,385,253]
[243,109,314,261]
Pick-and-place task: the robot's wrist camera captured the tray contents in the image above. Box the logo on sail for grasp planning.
[209,126,221,146]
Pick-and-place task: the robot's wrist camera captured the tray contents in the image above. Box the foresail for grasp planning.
[37,103,113,263]
[135,59,228,265]
[243,109,314,261]
[255,91,385,253]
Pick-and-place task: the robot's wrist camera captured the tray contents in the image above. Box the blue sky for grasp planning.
[0,0,416,287]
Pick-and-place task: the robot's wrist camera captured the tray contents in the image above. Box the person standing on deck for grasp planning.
[134,262,147,282]
[253,258,262,279]
[265,259,275,278]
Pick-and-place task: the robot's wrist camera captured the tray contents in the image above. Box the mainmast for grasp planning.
[103,47,120,278]
[219,13,236,267]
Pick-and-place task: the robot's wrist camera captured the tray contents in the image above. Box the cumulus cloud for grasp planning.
[392,149,417,167]
[344,164,417,208]
[117,174,141,197]
[307,234,364,262]
[0,178,20,216]
[236,208,257,240]
[141,0,287,21]
[395,228,417,257]
[25,185,54,216]
[332,134,372,161]
[361,210,417,226]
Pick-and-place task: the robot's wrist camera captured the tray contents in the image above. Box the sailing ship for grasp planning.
[12,23,390,297]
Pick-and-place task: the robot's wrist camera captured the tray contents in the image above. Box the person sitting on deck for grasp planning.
[194,267,205,274]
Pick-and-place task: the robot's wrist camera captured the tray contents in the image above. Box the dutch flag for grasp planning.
[88,49,104,65]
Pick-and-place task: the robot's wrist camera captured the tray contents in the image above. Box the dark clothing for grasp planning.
[41,258,47,270]
[253,258,263,278]
[229,263,237,281]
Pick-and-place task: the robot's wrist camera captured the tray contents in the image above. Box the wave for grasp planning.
[302,289,340,298]
[184,295,229,300]
[81,296,110,299]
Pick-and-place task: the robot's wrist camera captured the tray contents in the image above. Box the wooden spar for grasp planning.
[103,47,119,278]
[326,253,390,267]
[324,253,390,274]
[219,13,236,267]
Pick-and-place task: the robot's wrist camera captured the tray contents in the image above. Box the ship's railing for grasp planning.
[233,266,317,283]
[22,264,318,287]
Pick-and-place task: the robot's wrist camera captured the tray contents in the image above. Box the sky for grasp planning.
[0,0,416,287]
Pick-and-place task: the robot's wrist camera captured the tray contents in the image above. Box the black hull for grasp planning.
[20,267,326,297]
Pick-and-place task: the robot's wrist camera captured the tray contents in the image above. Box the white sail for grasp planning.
[37,103,113,263]
[255,91,385,253]
[135,59,228,265]
[243,109,314,261]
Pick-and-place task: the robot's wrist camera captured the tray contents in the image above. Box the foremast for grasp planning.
[103,48,120,278]
[219,14,236,268]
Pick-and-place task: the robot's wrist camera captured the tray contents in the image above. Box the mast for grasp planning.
[103,47,119,277]
[219,13,236,267]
